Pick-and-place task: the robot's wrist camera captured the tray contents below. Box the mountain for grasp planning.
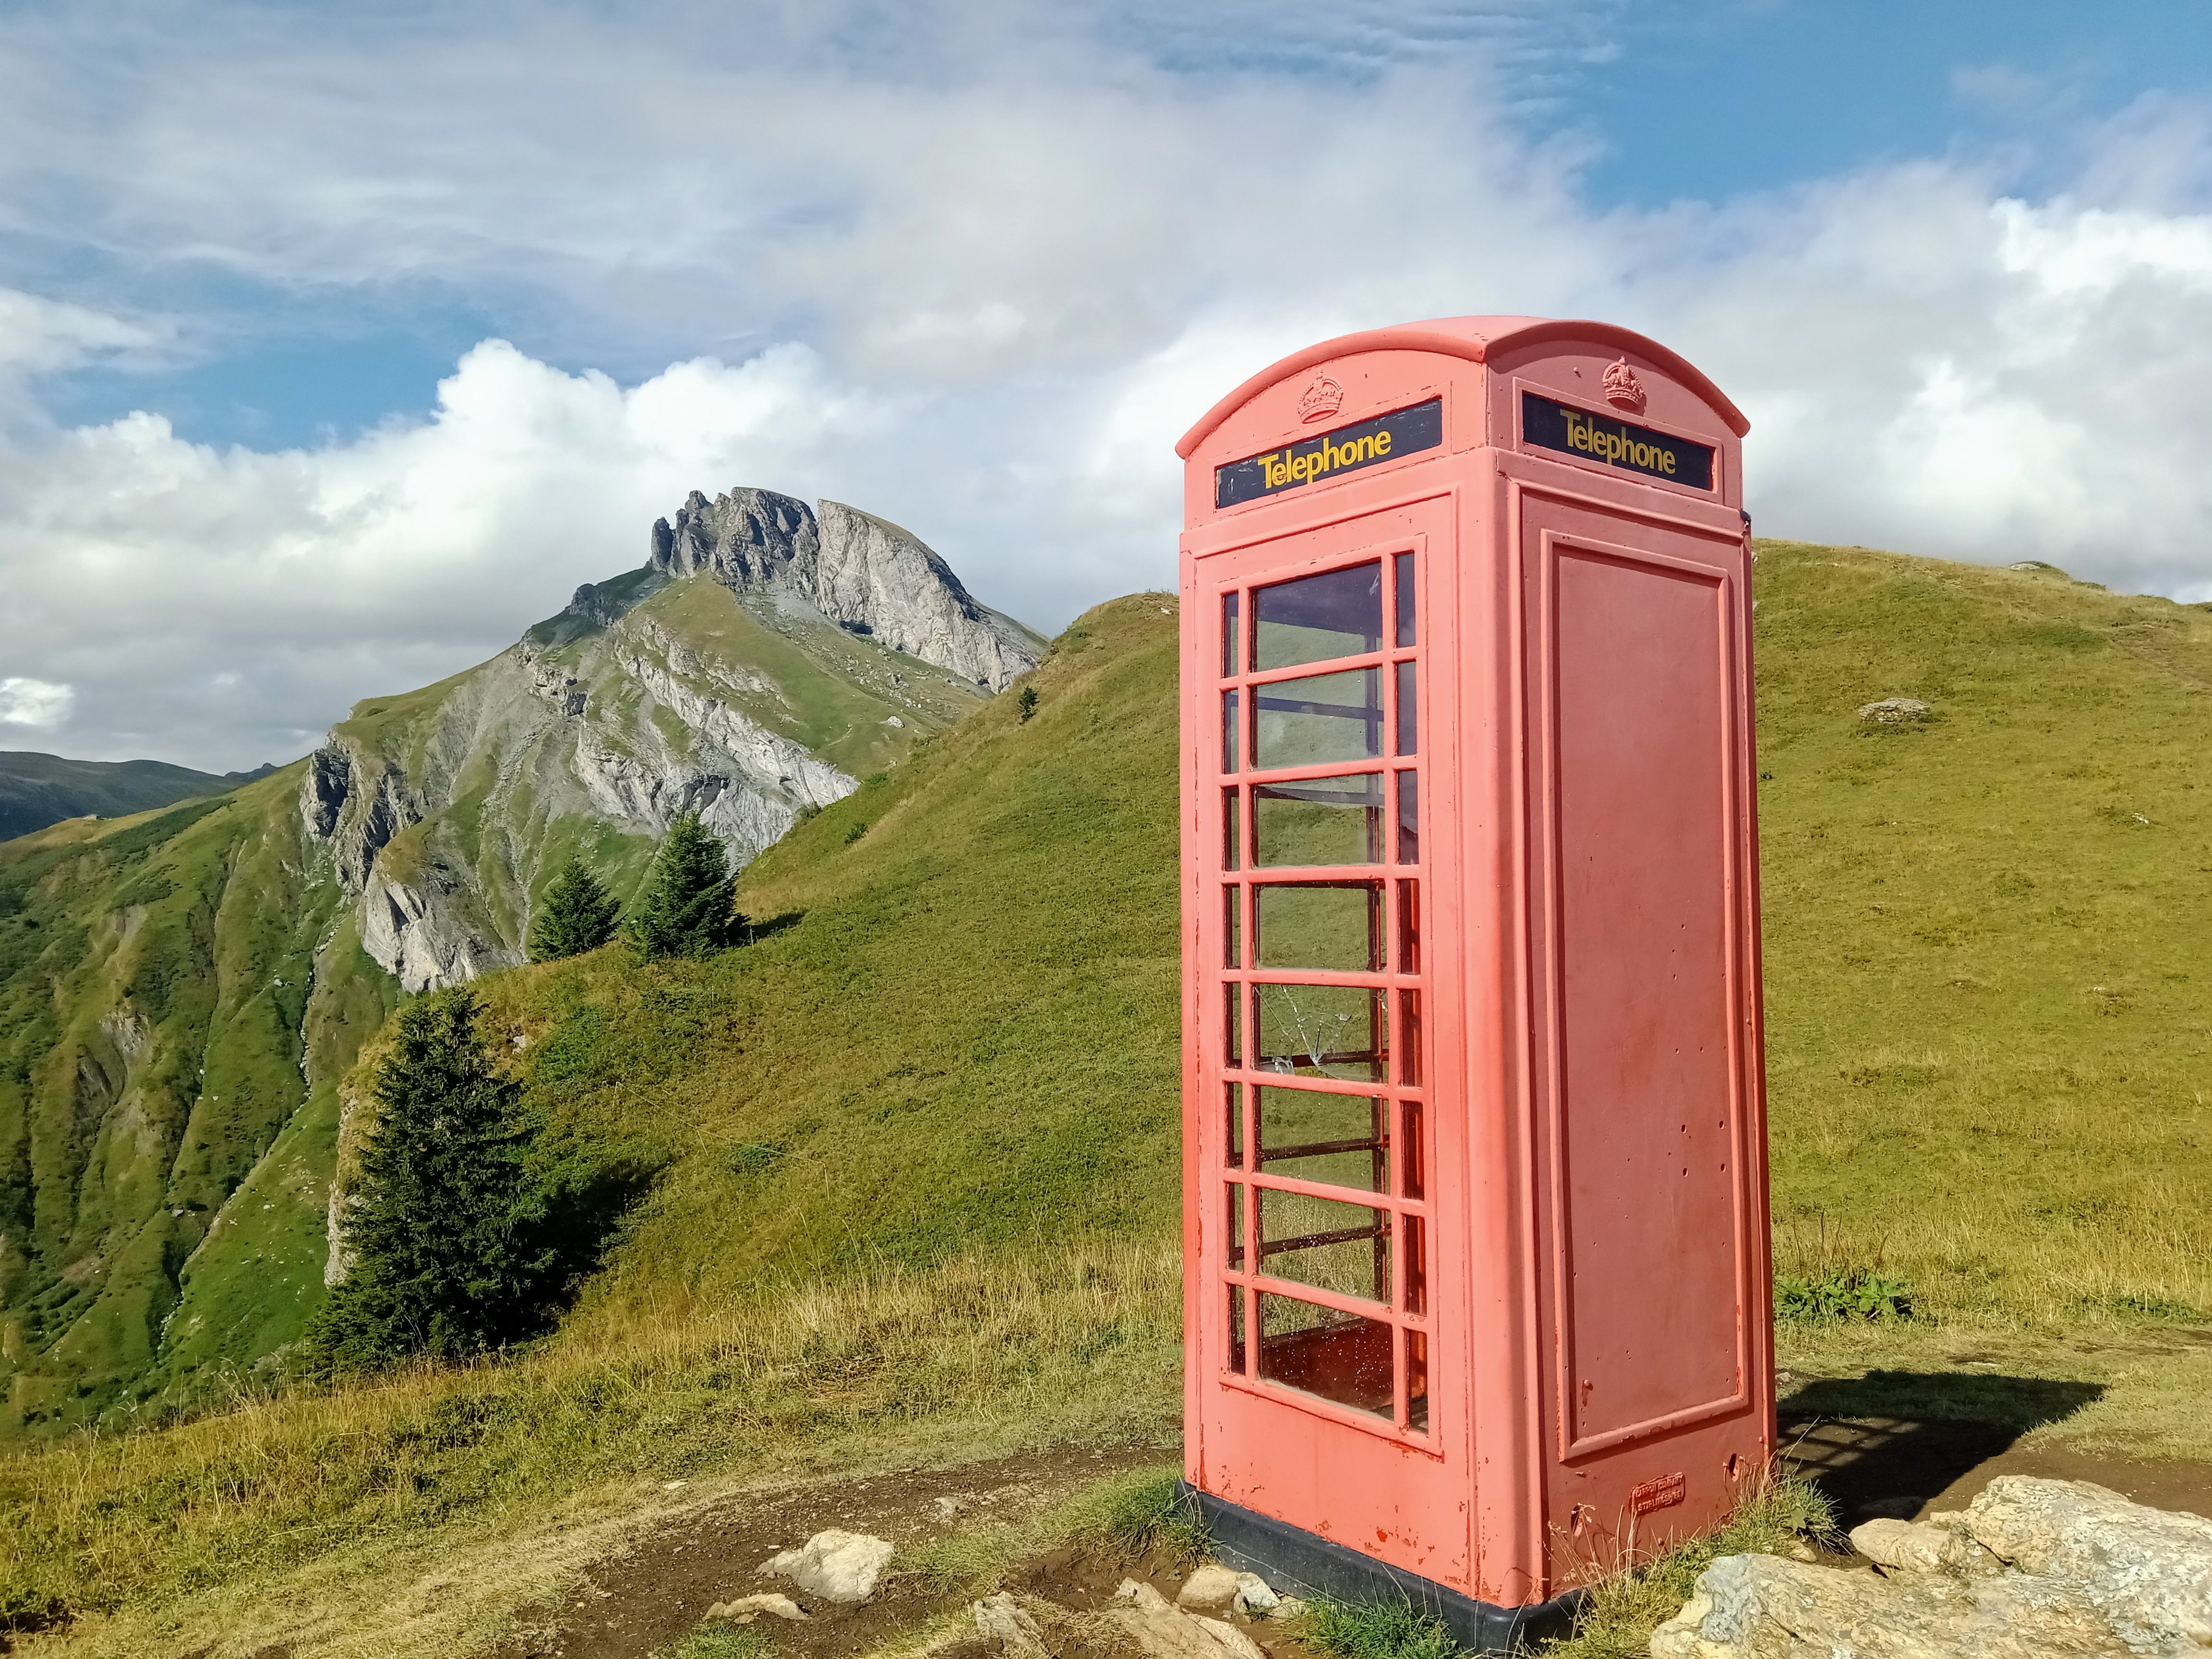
[0,487,1042,1438]
[0,754,276,841]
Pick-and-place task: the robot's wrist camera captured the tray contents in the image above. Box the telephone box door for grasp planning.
[1189,494,1475,1589]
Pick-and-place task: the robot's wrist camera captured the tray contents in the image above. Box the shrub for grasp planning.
[1017,686,1039,722]
[1775,1266,1914,1323]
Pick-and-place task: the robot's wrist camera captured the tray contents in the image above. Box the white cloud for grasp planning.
[0,678,73,728]
[5,5,2212,765]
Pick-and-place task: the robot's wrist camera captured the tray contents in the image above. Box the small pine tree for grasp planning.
[301,987,553,1371]
[1017,685,1039,722]
[528,856,621,962]
[624,812,745,959]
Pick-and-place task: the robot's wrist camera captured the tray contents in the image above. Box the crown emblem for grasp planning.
[1297,373,1345,424]
[1601,356,1647,415]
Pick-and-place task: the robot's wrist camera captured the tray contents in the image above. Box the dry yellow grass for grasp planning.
[4,1242,1182,1658]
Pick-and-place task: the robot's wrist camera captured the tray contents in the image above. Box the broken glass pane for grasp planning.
[1258,1294,1393,1419]
[1253,983,1386,1082]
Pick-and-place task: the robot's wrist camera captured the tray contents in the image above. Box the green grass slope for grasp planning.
[1755,543,2212,1321]
[471,592,1184,1325]
[0,776,395,1443]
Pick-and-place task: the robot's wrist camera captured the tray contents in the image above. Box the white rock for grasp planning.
[974,1591,1048,1659]
[705,1593,809,1623]
[1231,1572,1280,1615]
[1191,1615,1269,1659]
[759,1529,896,1605]
[1176,1565,1244,1615]
[1852,1518,1955,1573]
[1652,1479,2212,1658]
[1858,697,1931,724]
[1112,1579,1253,1659]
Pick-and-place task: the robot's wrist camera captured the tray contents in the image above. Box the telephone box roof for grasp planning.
[1173,315,1750,460]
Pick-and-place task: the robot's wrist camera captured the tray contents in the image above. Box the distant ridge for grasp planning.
[0,751,273,841]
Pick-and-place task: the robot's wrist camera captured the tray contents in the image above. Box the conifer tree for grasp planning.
[527,856,621,962]
[623,812,745,959]
[301,987,553,1371]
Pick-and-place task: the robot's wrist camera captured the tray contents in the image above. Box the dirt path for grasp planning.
[496,1390,2212,1659]
[494,1440,1206,1659]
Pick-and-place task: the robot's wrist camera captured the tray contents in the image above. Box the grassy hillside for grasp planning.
[3,549,2212,1654]
[0,777,397,1441]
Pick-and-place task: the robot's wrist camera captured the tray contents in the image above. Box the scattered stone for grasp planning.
[974,1592,1048,1659]
[704,1593,809,1623]
[1858,697,1930,724]
[1232,1572,1280,1615]
[1176,1565,1244,1615]
[1652,1478,2212,1659]
[1852,1518,1956,1573]
[759,1529,896,1605]
[1267,1597,1307,1623]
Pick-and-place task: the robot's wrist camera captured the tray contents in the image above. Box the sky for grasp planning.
[6,1,2212,771]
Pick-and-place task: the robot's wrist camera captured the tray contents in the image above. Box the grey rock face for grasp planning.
[649,487,1043,691]
[1651,1477,2212,1659]
[651,487,818,586]
[811,501,1044,691]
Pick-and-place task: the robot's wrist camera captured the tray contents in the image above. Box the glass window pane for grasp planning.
[1400,1098,1425,1200]
[1254,561,1382,670]
[1255,774,1382,867]
[1221,689,1240,772]
[1396,878,1420,974]
[1395,661,1418,756]
[1225,982,1243,1067]
[1256,881,1382,972]
[1395,770,1419,864]
[1398,988,1422,1088]
[1404,1214,1428,1317]
[1228,1286,1248,1374]
[1259,1086,1387,1192]
[1259,1293,1393,1419]
[1226,1082,1245,1168]
[1407,1328,1429,1432]
[1254,983,1387,1081]
[1254,668,1382,769]
[1224,884,1243,968]
[1394,552,1416,649]
[1227,1182,1246,1271]
[1223,788,1241,870]
[1221,591,1240,679]
[1261,1188,1389,1303]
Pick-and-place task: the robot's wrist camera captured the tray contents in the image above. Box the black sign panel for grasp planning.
[1215,398,1443,508]
[1521,392,1713,491]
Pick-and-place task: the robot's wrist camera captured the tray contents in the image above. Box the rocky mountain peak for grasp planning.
[646,487,1043,692]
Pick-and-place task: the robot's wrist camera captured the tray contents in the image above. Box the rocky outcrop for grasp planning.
[1650,1477,2212,1659]
[651,488,817,586]
[297,738,415,891]
[649,487,1044,691]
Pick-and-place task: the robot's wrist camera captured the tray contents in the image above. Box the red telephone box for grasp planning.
[1175,317,1773,1650]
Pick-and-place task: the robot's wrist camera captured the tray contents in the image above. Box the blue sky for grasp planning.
[4,0,2212,767]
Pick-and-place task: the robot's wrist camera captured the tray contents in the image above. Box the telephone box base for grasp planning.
[1178,1486,1586,1656]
